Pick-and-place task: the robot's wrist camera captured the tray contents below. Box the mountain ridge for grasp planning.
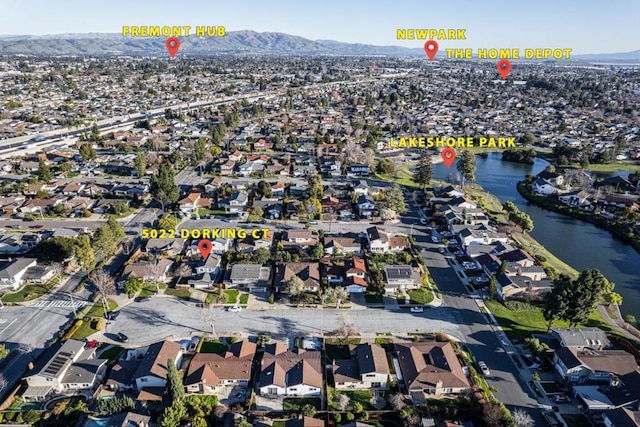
[0,30,637,62]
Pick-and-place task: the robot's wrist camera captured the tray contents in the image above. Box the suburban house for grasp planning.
[356,194,375,218]
[133,340,183,400]
[395,341,471,400]
[495,274,554,301]
[553,347,638,384]
[573,371,640,412]
[550,328,611,350]
[332,343,390,390]
[274,262,321,293]
[0,258,38,290]
[383,265,420,293]
[602,408,640,427]
[226,192,248,214]
[188,255,222,288]
[282,230,319,252]
[558,190,592,208]
[533,178,557,195]
[236,230,274,253]
[118,258,173,289]
[285,417,325,427]
[23,339,107,401]
[145,238,185,256]
[258,344,322,397]
[227,264,271,292]
[184,341,257,395]
[22,264,57,284]
[323,236,362,256]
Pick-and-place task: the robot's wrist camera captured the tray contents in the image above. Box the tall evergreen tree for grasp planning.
[456,150,476,185]
[413,153,433,189]
[167,358,184,402]
[150,160,179,211]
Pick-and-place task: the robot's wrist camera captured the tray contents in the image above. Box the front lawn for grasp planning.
[485,300,618,340]
[85,299,118,319]
[239,293,249,305]
[2,281,56,303]
[139,282,167,297]
[223,289,239,304]
[71,318,103,340]
[199,339,228,354]
[98,345,124,362]
[408,288,434,305]
[165,287,191,301]
[364,292,383,303]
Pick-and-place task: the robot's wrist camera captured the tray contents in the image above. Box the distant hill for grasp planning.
[0,30,425,56]
[0,31,636,62]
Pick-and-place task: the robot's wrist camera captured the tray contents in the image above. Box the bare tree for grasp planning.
[0,374,6,393]
[387,393,405,411]
[51,262,63,282]
[93,269,115,316]
[513,409,534,427]
[174,263,193,286]
[200,305,218,335]
[336,393,350,411]
[150,256,166,294]
[333,314,359,344]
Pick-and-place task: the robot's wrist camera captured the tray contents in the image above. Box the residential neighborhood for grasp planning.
[0,9,638,427]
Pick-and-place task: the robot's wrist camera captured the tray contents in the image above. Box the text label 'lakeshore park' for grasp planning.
[389,136,516,149]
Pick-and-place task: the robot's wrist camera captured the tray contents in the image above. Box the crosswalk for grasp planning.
[33,300,86,309]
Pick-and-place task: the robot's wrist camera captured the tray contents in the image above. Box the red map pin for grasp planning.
[424,40,438,60]
[441,147,456,168]
[497,59,512,80]
[197,239,212,259]
[166,37,180,58]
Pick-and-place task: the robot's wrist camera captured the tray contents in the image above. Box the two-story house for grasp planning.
[333,344,390,390]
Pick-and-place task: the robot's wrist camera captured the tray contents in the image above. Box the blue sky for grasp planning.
[0,0,638,54]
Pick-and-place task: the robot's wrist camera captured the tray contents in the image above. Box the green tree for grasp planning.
[33,236,76,262]
[256,180,272,198]
[23,409,39,425]
[377,183,406,214]
[250,247,271,264]
[91,224,116,258]
[307,174,323,199]
[286,276,305,297]
[312,241,324,259]
[150,160,179,211]
[0,344,9,359]
[456,150,476,185]
[37,159,52,182]
[167,358,184,402]
[79,143,97,161]
[191,138,207,164]
[158,215,179,231]
[75,235,96,270]
[543,276,570,331]
[107,216,125,241]
[413,153,433,189]
[488,276,498,298]
[301,404,317,417]
[123,277,142,298]
[160,401,186,427]
[135,150,147,177]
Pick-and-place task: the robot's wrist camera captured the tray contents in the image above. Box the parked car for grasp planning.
[136,296,151,303]
[107,311,120,320]
[475,276,490,283]
[553,394,571,403]
[227,306,242,312]
[410,306,424,313]
[478,361,490,376]
[116,332,129,342]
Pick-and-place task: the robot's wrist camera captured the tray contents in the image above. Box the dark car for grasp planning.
[107,311,120,320]
[135,296,151,303]
[116,332,129,342]
[553,394,571,403]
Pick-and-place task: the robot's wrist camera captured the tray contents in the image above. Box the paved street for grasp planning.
[97,296,463,346]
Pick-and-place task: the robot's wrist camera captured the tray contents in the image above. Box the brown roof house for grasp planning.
[184,341,257,395]
[258,344,322,397]
[332,343,390,390]
[133,340,183,400]
[274,262,321,293]
[395,341,470,400]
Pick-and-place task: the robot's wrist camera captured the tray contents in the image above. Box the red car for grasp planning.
[86,340,99,348]
[30,225,44,229]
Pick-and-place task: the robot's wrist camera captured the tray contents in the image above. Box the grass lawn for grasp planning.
[561,413,591,427]
[282,397,321,411]
[485,300,619,340]
[204,291,219,305]
[224,289,239,304]
[199,339,228,354]
[71,318,103,340]
[85,299,118,319]
[341,390,374,410]
[198,207,219,217]
[408,288,434,305]
[98,345,124,362]
[1,280,56,303]
[585,162,640,173]
[139,282,167,297]
[364,292,383,303]
[272,421,286,427]
[239,293,249,305]
[165,287,191,301]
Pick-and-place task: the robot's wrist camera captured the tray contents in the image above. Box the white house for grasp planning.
[258,344,322,397]
[533,178,557,195]
[0,258,37,290]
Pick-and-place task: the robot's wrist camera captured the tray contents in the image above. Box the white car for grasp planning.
[227,306,242,312]
[410,306,424,313]
[431,236,439,243]
[475,276,490,283]
[478,361,490,376]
